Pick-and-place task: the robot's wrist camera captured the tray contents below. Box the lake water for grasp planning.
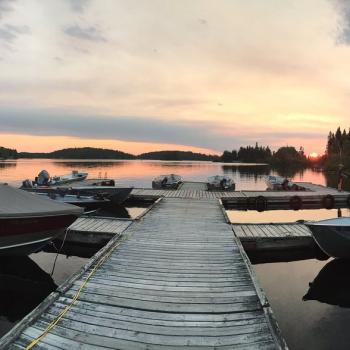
[0,159,349,349]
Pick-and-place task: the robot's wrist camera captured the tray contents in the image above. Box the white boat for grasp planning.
[152,174,182,189]
[265,175,302,191]
[30,169,88,187]
[207,175,235,191]
[50,170,88,185]
[306,217,350,259]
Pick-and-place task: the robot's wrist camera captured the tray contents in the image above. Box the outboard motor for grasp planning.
[22,179,33,188]
[37,170,50,186]
[220,178,227,190]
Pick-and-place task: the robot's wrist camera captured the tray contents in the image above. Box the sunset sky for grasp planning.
[1,0,350,155]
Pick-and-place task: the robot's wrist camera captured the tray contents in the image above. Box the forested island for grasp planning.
[17,148,219,161]
[15,145,308,165]
[0,146,18,159]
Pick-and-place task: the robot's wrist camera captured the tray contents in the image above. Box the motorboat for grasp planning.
[265,175,303,191]
[152,174,182,189]
[22,186,132,205]
[265,175,288,190]
[35,192,111,210]
[0,183,83,255]
[305,217,350,259]
[23,169,88,187]
[207,175,235,191]
[50,170,88,185]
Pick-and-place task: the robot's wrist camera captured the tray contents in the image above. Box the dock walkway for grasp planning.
[131,182,350,209]
[1,198,285,349]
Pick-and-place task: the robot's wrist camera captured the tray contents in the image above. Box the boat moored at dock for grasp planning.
[35,192,111,210]
[0,184,83,255]
[306,217,350,259]
[265,175,305,191]
[152,174,182,189]
[23,169,88,187]
[207,175,235,191]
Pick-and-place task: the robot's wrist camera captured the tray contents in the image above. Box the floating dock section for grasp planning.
[131,182,350,209]
[1,198,286,349]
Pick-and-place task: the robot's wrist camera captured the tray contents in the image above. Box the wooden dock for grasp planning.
[0,198,286,349]
[233,223,313,252]
[130,182,350,209]
[66,217,133,246]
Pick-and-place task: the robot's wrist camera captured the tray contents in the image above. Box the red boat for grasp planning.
[0,184,83,255]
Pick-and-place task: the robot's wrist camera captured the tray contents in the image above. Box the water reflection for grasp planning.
[303,259,350,308]
[222,165,271,183]
[272,165,306,178]
[93,205,131,218]
[0,161,16,170]
[0,256,56,336]
[53,160,127,169]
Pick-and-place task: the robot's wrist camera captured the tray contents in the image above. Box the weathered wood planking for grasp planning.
[179,181,208,191]
[2,198,286,350]
[65,217,132,245]
[233,224,313,252]
[130,182,349,210]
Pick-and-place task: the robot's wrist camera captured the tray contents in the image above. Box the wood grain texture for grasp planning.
[3,198,286,349]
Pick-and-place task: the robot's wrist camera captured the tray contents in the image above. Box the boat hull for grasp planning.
[51,174,88,185]
[0,214,78,256]
[306,224,350,259]
[22,187,132,205]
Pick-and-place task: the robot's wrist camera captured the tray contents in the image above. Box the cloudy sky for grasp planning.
[0,0,350,154]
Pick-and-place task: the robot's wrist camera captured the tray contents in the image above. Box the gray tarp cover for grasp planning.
[0,184,83,218]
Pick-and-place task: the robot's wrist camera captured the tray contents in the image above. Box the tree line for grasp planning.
[0,146,18,159]
[0,145,309,165]
[219,143,308,166]
[324,127,350,169]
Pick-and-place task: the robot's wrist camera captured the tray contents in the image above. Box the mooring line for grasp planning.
[25,233,129,349]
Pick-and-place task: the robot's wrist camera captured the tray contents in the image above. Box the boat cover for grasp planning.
[0,184,83,218]
[307,217,350,226]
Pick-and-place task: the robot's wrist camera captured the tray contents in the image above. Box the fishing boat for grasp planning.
[0,184,83,255]
[28,169,88,187]
[21,185,132,205]
[265,175,303,191]
[50,170,88,185]
[306,217,350,259]
[207,175,235,191]
[35,192,111,210]
[152,174,182,189]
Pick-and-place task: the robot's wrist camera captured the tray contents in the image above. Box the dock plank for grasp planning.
[2,198,286,350]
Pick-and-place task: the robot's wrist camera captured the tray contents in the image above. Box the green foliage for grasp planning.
[272,146,307,165]
[19,147,134,159]
[137,151,219,161]
[18,148,219,161]
[220,143,272,163]
[0,146,18,159]
[325,127,350,170]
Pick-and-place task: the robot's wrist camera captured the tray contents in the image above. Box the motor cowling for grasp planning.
[22,179,33,188]
[37,170,50,186]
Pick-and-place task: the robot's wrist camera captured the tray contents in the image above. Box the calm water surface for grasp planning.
[0,159,349,349]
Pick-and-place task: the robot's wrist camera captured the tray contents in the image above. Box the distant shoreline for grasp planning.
[2,157,269,166]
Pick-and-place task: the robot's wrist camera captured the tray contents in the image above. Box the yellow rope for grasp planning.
[25,237,125,349]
